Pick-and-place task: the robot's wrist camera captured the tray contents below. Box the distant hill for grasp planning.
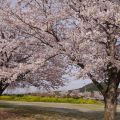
[79,83,99,92]
[73,83,120,92]
[67,83,100,93]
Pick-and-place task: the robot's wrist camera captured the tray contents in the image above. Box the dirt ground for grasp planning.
[0,101,120,120]
[0,108,103,120]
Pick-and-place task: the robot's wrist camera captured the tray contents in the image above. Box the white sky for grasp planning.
[58,79,92,91]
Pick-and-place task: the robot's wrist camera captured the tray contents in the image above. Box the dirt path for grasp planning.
[0,100,104,112]
[0,100,120,120]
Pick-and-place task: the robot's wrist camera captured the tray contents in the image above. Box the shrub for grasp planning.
[0,95,101,104]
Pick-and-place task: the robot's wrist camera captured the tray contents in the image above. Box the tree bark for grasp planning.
[0,88,5,96]
[103,77,119,120]
[104,97,117,120]
[0,82,9,95]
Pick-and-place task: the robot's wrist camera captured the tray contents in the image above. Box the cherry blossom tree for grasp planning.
[0,0,67,95]
[10,55,66,91]
[0,25,66,94]
[1,0,120,120]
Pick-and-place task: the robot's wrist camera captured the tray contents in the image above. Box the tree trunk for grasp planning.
[0,82,9,96]
[103,78,119,120]
[104,97,117,120]
[0,88,5,96]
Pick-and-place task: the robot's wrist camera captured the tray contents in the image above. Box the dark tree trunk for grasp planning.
[0,81,9,96]
[89,74,118,120]
[103,77,119,120]
[104,95,117,120]
[0,88,5,96]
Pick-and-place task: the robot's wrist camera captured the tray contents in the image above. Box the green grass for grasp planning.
[0,95,101,104]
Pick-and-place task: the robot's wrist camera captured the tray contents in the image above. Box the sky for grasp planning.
[58,79,91,91]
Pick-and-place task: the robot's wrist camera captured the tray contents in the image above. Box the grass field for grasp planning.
[0,95,101,104]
